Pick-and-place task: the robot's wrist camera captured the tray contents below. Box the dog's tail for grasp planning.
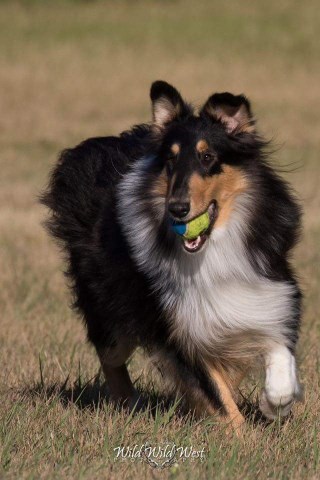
[40,137,126,249]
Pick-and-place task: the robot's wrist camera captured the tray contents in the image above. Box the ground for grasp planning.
[0,1,319,478]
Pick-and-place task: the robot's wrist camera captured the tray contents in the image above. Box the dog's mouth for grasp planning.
[183,234,208,253]
[183,201,217,254]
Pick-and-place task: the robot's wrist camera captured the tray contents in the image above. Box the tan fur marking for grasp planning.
[188,166,248,228]
[196,139,209,153]
[171,143,180,155]
[206,365,245,433]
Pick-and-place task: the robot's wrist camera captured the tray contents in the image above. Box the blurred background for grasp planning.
[0,1,319,478]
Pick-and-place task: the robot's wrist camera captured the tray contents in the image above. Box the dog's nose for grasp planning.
[168,201,190,219]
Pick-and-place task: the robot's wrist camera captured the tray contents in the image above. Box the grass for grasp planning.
[0,1,319,478]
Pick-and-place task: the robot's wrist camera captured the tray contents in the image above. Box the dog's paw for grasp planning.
[109,390,146,413]
[260,345,303,420]
[259,380,303,420]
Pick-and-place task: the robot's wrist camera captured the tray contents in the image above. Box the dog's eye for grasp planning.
[201,151,215,166]
[200,151,220,174]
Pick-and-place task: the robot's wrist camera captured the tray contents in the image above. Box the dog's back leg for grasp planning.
[97,339,140,410]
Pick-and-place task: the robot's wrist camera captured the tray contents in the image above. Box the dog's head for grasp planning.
[146,80,260,254]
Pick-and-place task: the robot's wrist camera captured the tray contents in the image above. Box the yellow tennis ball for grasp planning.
[184,211,210,239]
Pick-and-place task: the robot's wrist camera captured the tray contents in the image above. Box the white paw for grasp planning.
[259,387,298,420]
[260,345,302,420]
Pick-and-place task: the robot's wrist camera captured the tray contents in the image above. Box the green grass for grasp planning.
[0,1,319,478]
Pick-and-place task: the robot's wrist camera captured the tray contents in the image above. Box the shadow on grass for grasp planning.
[239,396,270,426]
[20,371,184,418]
[19,371,274,428]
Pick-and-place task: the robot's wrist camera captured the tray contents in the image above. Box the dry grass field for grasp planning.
[0,1,319,478]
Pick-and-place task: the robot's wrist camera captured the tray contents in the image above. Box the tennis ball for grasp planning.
[184,211,210,239]
[171,211,210,239]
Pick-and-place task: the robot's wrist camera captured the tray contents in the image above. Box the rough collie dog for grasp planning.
[41,81,302,430]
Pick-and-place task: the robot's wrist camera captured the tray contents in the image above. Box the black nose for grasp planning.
[168,201,190,219]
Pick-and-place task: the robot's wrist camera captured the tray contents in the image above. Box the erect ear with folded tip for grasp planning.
[200,92,255,134]
[150,80,192,129]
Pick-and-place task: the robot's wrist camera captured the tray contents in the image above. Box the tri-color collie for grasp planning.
[41,81,303,430]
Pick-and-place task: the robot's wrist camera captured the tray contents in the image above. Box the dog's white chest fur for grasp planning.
[118,176,295,357]
[172,271,294,355]
[166,223,295,356]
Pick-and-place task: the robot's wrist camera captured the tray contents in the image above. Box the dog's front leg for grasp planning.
[158,350,245,434]
[260,343,302,420]
[205,365,245,433]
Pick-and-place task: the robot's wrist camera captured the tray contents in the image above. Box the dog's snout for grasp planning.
[168,201,190,219]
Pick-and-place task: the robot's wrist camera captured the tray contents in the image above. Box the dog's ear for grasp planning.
[150,81,191,128]
[200,92,255,134]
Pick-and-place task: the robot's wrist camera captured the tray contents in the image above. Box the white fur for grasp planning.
[259,344,302,419]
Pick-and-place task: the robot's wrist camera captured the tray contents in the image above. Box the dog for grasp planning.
[41,80,303,431]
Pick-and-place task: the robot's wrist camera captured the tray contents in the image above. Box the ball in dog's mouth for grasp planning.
[183,201,217,253]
